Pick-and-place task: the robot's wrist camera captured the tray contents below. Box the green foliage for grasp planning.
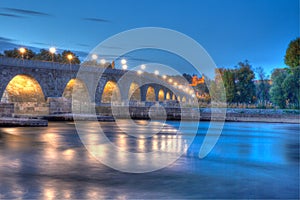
[2,48,81,64]
[270,68,288,108]
[219,68,236,104]
[182,73,192,83]
[282,67,300,109]
[236,61,256,104]
[284,37,300,68]
[33,49,58,62]
[4,48,36,59]
[255,67,271,108]
[61,50,80,64]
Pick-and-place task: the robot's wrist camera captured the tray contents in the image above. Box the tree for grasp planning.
[33,49,58,62]
[284,37,300,69]
[255,67,270,107]
[282,67,300,109]
[4,48,35,59]
[220,68,236,105]
[182,73,192,84]
[61,50,80,64]
[235,61,256,105]
[270,68,288,108]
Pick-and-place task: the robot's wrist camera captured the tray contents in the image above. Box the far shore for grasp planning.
[1,108,298,127]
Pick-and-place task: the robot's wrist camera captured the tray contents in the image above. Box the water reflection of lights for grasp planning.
[40,130,61,148]
[44,148,58,160]
[1,128,20,136]
[43,187,55,200]
[138,139,146,151]
[62,149,76,161]
[152,140,159,151]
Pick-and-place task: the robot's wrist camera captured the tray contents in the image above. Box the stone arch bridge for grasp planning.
[0,57,195,116]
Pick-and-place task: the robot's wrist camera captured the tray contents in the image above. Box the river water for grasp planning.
[0,121,299,199]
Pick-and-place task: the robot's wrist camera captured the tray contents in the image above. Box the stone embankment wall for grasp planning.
[0,103,14,117]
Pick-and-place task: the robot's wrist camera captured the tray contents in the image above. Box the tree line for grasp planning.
[192,38,299,109]
[0,48,81,64]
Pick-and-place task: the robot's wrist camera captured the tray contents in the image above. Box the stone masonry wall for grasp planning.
[0,103,14,117]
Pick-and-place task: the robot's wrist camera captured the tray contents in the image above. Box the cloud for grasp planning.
[30,41,51,46]
[0,36,16,42]
[2,7,51,17]
[0,13,22,18]
[76,43,91,47]
[82,17,110,23]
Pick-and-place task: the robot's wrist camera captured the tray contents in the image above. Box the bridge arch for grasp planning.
[1,74,47,115]
[177,96,181,102]
[165,92,171,100]
[158,89,165,101]
[146,86,156,101]
[63,78,89,100]
[101,80,121,104]
[128,82,141,101]
[172,94,176,100]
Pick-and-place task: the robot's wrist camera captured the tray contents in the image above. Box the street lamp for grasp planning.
[92,54,98,60]
[121,59,127,65]
[49,47,56,62]
[19,47,26,59]
[67,54,73,70]
[141,64,146,70]
[137,70,143,75]
[122,64,128,70]
[100,59,106,65]
[162,75,167,79]
[154,70,159,75]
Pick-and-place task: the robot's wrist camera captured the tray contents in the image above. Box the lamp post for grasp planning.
[19,47,26,60]
[67,54,73,70]
[49,47,56,62]
[121,58,127,65]
[100,59,106,65]
[141,64,146,70]
[122,64,128,70]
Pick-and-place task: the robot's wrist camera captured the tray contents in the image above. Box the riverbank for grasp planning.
[200,108,299,124]
[0,108,299,127]
[0,117,48,127]
[40,108,300,124]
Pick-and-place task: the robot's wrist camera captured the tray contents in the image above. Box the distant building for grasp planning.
[190,75,205,86]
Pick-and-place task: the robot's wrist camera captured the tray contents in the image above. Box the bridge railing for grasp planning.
[0,56,80,71]
[0,56,192,99]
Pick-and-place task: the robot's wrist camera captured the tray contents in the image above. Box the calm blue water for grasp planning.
[0,121,299,199]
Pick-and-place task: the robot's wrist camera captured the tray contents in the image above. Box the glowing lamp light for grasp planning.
[49,47,56,54]
[168,79,173,83]
[137,70,143,75]
[154,70,159,75]
[19,47,26,54]
[121,59,127,65]
[122,64,128,70]
[162,75,167,79]
[100,59,106,64]
[141,64,146,70]
[67,54,73,60]
[92,54,98,60]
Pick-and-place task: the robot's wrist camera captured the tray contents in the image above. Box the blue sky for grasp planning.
[0,0,298,76]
